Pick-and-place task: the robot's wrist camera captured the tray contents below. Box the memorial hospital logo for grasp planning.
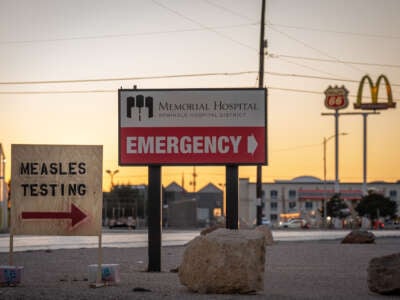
[126,95,154,121]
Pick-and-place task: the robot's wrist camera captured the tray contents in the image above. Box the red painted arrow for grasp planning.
[21,203,88,228]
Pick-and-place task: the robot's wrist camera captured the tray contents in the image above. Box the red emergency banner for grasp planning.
[120,127,265,164]
[118,88,267,165]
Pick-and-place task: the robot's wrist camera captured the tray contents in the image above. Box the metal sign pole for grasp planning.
[148,165,161,272]
[362,114,368,195]
[334,110,340,193]
[226,165,239,229]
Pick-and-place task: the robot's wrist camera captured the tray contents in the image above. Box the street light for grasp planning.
[323,132,348,227]
[106,169,119,190]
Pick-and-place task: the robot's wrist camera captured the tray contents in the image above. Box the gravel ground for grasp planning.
[0,237,399,299]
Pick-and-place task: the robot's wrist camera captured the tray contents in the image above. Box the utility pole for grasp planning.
[256,0,266,226]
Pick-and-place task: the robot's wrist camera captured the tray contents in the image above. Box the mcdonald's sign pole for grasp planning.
[323,75,395,196]
[353,74,396,194]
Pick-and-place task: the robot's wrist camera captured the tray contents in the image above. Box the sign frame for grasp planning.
[354,74,396,110]
[324,85,349,110]
[118,88,268,166]
[10,144,103,236]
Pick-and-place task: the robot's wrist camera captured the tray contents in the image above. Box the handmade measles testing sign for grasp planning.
[11,145,103,236]
[119,88,267,165]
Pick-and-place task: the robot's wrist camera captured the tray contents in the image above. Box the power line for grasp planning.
[267,71,400,87]
[151,0,256,52]
[0,71,257,85]
[268,22,400,40]
[268,86,400,101]
[203,0,254,22]
[0,22,257,45]
[269,53,400,69]
[201,0,349,78]
[2,86,399,102]
[1,70,399,88]
[274,56,343,78]
[268,24,367,75]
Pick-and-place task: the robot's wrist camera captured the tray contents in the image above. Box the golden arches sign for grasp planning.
[354,74,396,110]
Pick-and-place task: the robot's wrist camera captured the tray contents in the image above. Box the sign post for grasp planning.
[353,74,396,194]
[323,86,349,193]
[119,88,267,271]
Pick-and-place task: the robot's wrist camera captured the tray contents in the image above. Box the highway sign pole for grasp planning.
[148,165,161,272]
[226,165,239,229]
[334,110,339,193]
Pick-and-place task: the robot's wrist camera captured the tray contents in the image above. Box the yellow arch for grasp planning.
[356,74,393,105]
[375,74,393,105]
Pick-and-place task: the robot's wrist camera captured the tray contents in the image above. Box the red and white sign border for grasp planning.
[118,88,267,166]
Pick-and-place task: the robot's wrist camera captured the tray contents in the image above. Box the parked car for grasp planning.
[261,217,271,226]
[279,218,309,229]
[384,220,400,230]
[108,216,136,229]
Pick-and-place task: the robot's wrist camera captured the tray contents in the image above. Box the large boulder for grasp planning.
[255,225,274,246]
[341,230,375,244]
[368,252,400,295]
[200,224,224,236]
[179,228,265,294]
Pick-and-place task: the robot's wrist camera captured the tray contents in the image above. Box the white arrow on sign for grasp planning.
[247,134,258,154]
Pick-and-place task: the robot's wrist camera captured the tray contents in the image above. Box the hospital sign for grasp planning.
[118,88,267,165]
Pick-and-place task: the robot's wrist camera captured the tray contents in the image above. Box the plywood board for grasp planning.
[11,145,102,236]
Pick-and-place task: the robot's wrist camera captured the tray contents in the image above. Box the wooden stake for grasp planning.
[90,234,104,288]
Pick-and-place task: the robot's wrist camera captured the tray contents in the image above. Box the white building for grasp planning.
[239,176,400,227]
[0,144,8,231]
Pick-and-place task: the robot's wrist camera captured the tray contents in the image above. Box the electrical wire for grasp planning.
[1,70,399,92]
[274,56,344,78]
[203,0,254,22]
[151,0,256,52]
[268,25,367,75]
[1,86,399,102]
[269,53,400,69]
[0,22,257,45]
[267,71,400,87]
[268,86,400,102]
[0,71,257,85]
[268,22,400,40]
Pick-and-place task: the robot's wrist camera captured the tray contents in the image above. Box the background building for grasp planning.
[102,176,399,229]
[240,176,400,227]
[163,182,223,228]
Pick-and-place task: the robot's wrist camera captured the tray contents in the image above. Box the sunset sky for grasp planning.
[1,0,399,192]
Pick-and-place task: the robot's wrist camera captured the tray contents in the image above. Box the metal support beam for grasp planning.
[226,165,238,229]
[148,165,161,272]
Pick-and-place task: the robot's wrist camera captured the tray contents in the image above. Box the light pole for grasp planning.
[106,169,119,190]
[323,132,347,227]
[218,183,226,217]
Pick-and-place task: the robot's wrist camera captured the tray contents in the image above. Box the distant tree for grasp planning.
[327,194,350,218]
[355,191,397,220]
